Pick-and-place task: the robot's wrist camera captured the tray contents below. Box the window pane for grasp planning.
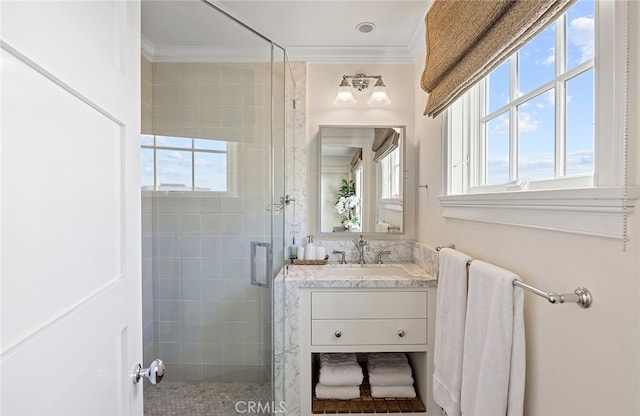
[156,136,192,149]
[485,113,510,185]
[566,69,594,176]
[156,149,193,190]
[518,24,555,96]
[141,134,154,146]
[567,0,595,71]
[487,61,509,114]
[141,148,154,190]
[194,151,227,191]
[518,90,555,181]
[194,138,227,151]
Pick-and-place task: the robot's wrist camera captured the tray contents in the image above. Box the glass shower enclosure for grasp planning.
[140,1,287,413]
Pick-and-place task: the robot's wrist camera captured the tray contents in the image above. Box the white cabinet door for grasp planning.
[1,1,142,415]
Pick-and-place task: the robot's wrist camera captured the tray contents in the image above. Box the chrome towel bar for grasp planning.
[436,244,592,308]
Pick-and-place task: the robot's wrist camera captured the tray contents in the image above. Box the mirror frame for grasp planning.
[317,125,405,236]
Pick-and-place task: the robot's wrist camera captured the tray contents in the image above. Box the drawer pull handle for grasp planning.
[334,330,342,338]
[398,330,405,338]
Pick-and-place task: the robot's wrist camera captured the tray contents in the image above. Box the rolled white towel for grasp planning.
[367,352,414,386]
[368,361,414,386]
[315,383,361,400]
[371,385,416,399]
[319,353,364,386]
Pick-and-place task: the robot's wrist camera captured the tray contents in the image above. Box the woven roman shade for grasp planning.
[372,128,400,162]
[421,0,576,117]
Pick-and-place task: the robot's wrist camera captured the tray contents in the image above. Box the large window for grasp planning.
[441,0,637,238]
[141,135,230,192]
[449,0,595,193]
[380,146,400,200]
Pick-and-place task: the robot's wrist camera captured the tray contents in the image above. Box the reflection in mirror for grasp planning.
[319,126,404,234]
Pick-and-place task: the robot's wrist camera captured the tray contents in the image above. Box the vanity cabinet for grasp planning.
[299,287,437,415]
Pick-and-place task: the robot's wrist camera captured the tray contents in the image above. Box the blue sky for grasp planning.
[141,135,228,191]
[485,0,594,185]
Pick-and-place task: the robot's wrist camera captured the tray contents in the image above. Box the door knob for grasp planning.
[132,359,165,384]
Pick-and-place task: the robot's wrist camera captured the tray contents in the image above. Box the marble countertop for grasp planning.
[276,262,437,288]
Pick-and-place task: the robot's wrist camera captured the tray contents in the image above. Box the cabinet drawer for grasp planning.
[312,319,427,346]
[311,291,427,320]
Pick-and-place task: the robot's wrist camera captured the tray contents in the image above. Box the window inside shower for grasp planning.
[140,1,289,414]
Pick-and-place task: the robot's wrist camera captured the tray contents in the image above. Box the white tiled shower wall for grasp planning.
[146,191,272,382]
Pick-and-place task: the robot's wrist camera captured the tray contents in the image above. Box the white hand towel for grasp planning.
[461,261,525,416]
[371,385,416,398]
[368,361,414,386]
[319,353,364,386]
[375,221,390,232]
[315,383,361,400]
[432,248,472,416]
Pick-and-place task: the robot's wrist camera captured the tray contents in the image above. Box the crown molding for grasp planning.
[142,36,419,63]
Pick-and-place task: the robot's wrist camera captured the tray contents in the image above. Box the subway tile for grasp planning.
[200,258,223,279]
[157,257,180,278]
[157,321,180,342]
[180,235,201,257]
[202,321,223,343]
[222,279,244,301]
[153,63,180,84]
[201,237,222,258]
[180,322,203,343]
[200,214,221,234]
[199,65,220,84]
[200,84,222,106]
[158,342,180,364]
[180,279,201,300]
[201,302,223,324]
[201,280,223,302]
[157,300,180,321]
[181,300,202,322]
[155,278,179,300]
[180,258,201,279]
[220,300,244,322]
[158,214,179,233]
[179,63,200,85]
[222,321,244,344]
[180,214,201,235]
[202,343,223,365]
[180,343,202,365]
[199,105,221,128]
[222,343,245,365]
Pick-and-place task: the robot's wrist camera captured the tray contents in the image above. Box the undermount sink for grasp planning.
[324,265,408,277]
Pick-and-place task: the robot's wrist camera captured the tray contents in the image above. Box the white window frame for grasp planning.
[141,134,237,194]
[439,0,638,239]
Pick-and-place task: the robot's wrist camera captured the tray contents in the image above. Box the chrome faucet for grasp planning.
[376,250,391,264]
[355,235,369,264]
[332,250,347,264]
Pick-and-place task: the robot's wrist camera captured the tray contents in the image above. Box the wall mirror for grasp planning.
[318,126,404,235]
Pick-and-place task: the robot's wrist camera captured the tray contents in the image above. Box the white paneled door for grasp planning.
[1,1,143,415]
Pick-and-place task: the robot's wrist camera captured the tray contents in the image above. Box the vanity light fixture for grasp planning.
[332,74,391,107]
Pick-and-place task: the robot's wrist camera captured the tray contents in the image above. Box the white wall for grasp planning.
[307,63,417,239]
[412,3,640,415]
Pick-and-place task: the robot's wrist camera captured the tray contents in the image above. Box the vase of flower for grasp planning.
[335,179,360,231]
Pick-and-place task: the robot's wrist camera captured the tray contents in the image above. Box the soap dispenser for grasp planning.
[304,235,316,261]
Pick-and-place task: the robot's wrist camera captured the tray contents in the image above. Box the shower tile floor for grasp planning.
[144,381,271,416]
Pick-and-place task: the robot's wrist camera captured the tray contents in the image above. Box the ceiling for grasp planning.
[141,0,432,63]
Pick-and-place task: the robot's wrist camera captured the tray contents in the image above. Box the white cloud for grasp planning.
[569,16,595,63]
[542,47,555,65]
[490,114,510,136]
[519,112,540,133]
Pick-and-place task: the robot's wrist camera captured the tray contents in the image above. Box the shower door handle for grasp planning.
[250,242,272,288]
